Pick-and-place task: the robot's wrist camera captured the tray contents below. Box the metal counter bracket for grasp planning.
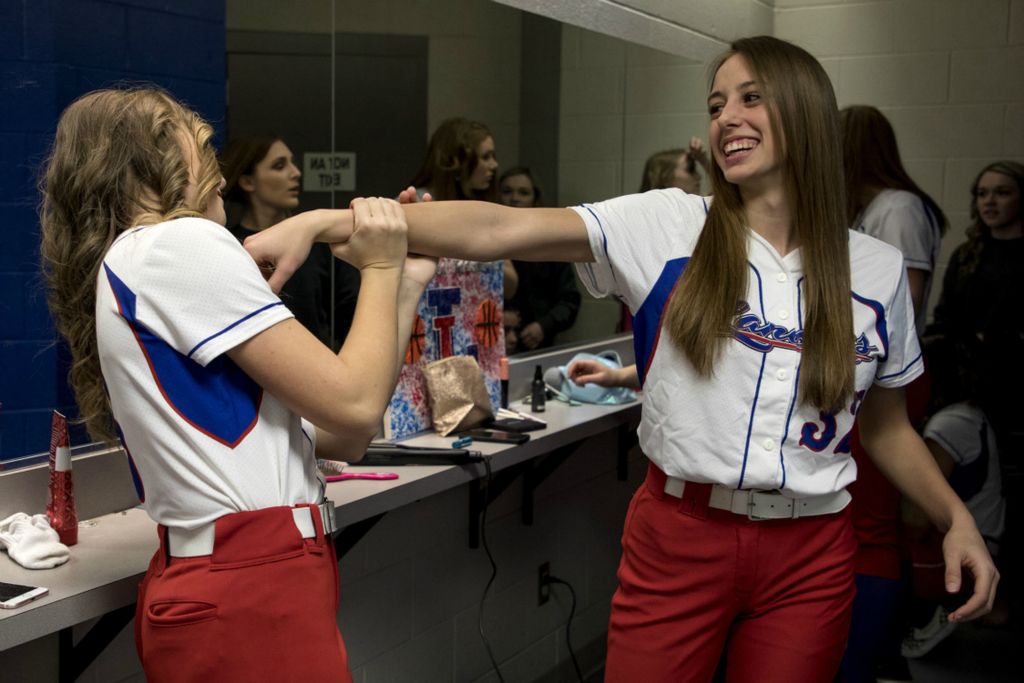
[468,442,580,549]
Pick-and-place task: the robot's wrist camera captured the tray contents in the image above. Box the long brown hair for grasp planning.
[408,117,498,201]
[39,87,221,441]
[956,160,1024,279]
[640,148,691,192]
[220,132,281,206]
[665,36,855,413]
[840,105,947,234]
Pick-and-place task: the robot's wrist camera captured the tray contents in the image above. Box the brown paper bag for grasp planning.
[422,355,494,436]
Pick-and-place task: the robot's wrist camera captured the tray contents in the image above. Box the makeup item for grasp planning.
[499,357,509,409]
[46,411,77,546]
[531,365,546,413]
[325,472,398,482]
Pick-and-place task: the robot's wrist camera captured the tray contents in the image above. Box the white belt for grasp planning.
[167,501,338,558]
[663,477,850,520]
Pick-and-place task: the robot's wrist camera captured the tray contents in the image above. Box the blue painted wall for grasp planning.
[0,0,225,460]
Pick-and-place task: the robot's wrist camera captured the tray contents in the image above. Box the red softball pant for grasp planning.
[605,465,856,683]
[135,505,353,683]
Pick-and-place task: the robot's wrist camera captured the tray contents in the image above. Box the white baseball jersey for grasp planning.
[855,189,941,334]
[923,402,1005,550]
[97,217,323,529]
[574,190,923,497]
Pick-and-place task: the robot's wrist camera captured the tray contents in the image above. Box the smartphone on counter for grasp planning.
[0,582,49,609]
[461,429,531,445]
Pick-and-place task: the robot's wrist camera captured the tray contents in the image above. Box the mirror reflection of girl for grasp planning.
[39,88,432,682]
[221,134,360,348]
[247,37,996,681]
[498,167,580,353]
[407,117,517,297]
[639,136,710,195]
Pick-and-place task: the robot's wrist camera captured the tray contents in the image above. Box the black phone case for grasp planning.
[463,429,530,444]
[485,417,546,433]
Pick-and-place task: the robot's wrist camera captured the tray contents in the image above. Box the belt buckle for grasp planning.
[746,491,793,521]
[746,492,767,521]
[318,500,338,536]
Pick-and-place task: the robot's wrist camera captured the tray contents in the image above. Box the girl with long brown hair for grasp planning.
[39,87,432,682]
[246,36,996,681]
[408,116,499,201]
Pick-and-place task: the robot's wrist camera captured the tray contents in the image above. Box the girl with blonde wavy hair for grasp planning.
[245,36,996,682]
[39,87,432,682]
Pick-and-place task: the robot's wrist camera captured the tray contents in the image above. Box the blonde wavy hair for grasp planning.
[39,87,222,442]
[666,36,855,413]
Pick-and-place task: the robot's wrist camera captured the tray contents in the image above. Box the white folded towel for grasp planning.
[0,513,71,569]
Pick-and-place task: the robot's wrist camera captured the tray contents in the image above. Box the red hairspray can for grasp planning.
[47,411,78,546]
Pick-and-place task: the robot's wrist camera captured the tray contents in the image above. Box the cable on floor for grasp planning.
[546,574,584,682]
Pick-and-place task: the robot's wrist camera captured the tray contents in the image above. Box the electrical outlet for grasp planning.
[538,561,551,605]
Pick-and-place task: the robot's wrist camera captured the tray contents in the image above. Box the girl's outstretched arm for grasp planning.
[244,199,593,290]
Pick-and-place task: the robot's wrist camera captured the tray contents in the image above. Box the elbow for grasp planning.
[318,405,382,449]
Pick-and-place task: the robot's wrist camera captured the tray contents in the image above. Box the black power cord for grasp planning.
[477,456,506,683]
[545,574,584,682]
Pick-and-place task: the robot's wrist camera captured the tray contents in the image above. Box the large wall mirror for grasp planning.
[3,0,745,463]
[224,0,717,351]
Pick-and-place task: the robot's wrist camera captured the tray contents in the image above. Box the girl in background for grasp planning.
[39,87,432,681]
[408,116,516,298]
[221,133,360,349]
[498,167,580,352]
[408,116,499,202]
[930,160,1024,627]
[639,136,710,195]
[837,104,947,682]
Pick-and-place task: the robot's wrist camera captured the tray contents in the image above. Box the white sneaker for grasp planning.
[900,606,956,659]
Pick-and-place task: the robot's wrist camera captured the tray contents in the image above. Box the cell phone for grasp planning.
[0,581,49,609]
[487,417,547,433]
[461,429,530,445]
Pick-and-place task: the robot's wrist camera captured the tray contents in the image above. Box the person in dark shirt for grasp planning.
[221,133,359,349]
[928,160,1024,628]
[929,161,1023,449]
[498,167,580,352]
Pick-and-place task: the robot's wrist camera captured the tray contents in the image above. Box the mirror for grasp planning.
[223,0,710,352]
[2,0,721,462]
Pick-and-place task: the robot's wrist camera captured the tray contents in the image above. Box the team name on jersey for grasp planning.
[733,302,878,363]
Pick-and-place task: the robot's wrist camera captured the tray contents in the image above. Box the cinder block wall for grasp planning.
[338,439,645,682]
[776,0,1024,318]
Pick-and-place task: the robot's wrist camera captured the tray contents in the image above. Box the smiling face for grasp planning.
[975,171,1022,236]
[707,54,781,194]
[242,140,301,213]
[464,136,498,193]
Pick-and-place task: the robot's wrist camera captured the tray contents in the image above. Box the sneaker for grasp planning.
[900,606,956,659]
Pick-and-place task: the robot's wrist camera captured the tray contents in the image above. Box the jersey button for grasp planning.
[776,272,788,282]
[762,438,774,451]
[778,309,789,320]
[776,369,788,381]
